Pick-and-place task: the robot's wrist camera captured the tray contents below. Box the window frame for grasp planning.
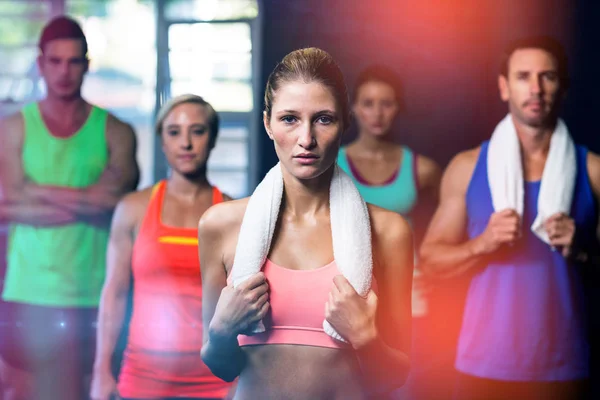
[154,0,262,197]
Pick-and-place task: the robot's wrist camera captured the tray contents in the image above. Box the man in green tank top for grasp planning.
[0,16,139,400]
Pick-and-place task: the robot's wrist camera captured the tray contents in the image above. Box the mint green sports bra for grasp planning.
[337,146,418,216]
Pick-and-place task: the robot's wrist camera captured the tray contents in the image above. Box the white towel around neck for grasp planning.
[487,113,576,244]
[229,162,373,342]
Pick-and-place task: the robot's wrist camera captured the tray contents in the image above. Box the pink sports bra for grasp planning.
[237,259,350,349]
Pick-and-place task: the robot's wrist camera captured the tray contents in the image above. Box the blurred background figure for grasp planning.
[338,65,440,244]
[337,65,443,399]
[0,15,139,400]
[420,36,599,400]
[91,94,233,400]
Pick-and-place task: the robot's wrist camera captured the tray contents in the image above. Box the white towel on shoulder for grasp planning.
[487,113,576,244]
[230,162,373,342]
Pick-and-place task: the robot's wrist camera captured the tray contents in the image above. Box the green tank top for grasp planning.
[337,146,418,216]
[3,103,109,307]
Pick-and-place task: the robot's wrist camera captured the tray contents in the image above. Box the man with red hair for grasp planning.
[0,15,138,400]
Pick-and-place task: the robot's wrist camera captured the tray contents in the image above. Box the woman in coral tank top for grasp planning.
[90,94,233,400]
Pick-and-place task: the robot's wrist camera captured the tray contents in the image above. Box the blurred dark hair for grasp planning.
[353,65,405,111]
[500,35,568,90]
[39,15,88,57]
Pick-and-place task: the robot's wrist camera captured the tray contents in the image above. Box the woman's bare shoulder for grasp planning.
[198,197,250,238]
[368,204,411,238]
[367,204,414,277]
[367,204,413,263]
[113,184,156,225]
[122,185,154,205]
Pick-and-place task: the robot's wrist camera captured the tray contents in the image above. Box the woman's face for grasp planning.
[265,80,343,181]
[353,80,398,137]
[161,102,213,177]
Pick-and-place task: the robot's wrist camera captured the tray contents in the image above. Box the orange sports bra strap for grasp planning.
[145,180,167,223]
[150,180,164,200]
[212,186,224,205]
[133,180,166,237]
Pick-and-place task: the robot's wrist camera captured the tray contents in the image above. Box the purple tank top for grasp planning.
[456,141,597,381]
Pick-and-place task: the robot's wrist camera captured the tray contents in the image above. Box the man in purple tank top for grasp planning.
[419,36,600,400]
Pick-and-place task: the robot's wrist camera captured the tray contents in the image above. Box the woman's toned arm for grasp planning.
[198,202,270,382]
[91,192,146,400]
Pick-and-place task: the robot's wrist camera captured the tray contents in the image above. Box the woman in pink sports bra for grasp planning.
[199,48,413,400]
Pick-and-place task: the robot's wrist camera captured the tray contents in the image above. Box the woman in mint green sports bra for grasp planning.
[338,65,443,400]
[337,65,441,232]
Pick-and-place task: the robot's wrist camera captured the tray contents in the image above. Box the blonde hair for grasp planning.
[155,94,220,145]
[264,48,350,130]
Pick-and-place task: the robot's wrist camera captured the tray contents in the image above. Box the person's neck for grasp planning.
[512,114,556,158]
[39,94,88,122]
[167,171,211,201]
[281,165,333,218]
[354,131,394,158]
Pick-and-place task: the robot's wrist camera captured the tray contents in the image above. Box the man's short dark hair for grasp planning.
[39,15,88,57]
[500,35,568,90]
